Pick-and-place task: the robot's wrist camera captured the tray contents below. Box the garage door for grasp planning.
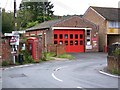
[54,29,85,53]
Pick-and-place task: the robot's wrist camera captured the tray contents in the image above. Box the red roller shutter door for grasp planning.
[54,29,85,53]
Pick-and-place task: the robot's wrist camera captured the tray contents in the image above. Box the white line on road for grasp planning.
[77,86,87,90]
[99,70,120,78]
[77,86,83,88]
[52,73,63,82]
[55,66,68,71]
[52,66,68,82]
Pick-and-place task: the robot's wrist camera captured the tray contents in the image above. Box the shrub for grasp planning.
[113,48,120,56]
[2,61,9,66]
[20,50,34,64]
[41,52,56,61]
[111,69,120,75]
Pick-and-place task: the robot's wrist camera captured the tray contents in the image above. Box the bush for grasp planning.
[20,50,34,64]
[113,48,120,56]
[2,61,9,66]
[41,52,56,61]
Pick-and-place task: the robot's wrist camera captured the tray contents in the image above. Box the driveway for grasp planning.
[2,52,119,89]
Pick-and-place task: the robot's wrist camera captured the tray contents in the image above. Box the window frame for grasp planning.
[54,34,57,39]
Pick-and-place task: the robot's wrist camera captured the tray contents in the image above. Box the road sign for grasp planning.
[10,36,17,43]
[11,51,16,54]
[10,36,17,45]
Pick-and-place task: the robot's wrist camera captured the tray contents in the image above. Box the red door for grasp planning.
[54,29,85,53]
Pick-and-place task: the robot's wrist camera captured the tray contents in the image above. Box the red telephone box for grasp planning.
[27,37,41,62]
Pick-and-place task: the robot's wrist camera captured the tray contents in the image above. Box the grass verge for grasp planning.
[57,53,75,60]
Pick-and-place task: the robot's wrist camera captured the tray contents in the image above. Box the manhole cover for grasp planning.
[9,74,27,78]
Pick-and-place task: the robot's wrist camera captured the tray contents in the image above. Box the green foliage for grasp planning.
[41,52,56,61]
[26,21,38,28]
[37,16,52,23]
[57,53,75,60]
[2,9,14,33]
[19,1,54,29]
[21,50,34,64]
[111,69,120,75]
[17,10,34,29]
[2,61,9,66]
[113,48,120,56]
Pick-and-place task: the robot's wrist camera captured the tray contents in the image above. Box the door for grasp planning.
[54,29,85,53]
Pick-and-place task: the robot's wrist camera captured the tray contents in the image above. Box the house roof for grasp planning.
[26,17,70,31]
[91,6,120,21]
[26,16,98,31]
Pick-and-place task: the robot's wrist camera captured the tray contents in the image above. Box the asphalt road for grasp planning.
[2,53,119,89]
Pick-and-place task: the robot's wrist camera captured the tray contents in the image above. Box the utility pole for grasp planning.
[14,0,17,30]
[12,0,17,64]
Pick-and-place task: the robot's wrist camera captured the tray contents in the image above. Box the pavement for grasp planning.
[1,52,120,89]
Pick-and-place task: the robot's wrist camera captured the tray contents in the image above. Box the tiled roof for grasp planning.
[26,17,70,31]
[26,16,98,31]
[91,6,120,21]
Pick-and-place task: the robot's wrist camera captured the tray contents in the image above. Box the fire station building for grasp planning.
[25,16,99,53]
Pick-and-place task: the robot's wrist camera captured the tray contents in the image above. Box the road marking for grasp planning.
[77,86,87,90]
[2,64,36,70]
[77,86,83,88]
[52,66,68,82]
[52,73,63,82]
[99,70,120,78]
[55,66,68,71]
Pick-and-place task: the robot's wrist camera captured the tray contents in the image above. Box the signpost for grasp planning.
[10,35,19,64]
[4,32,20,64]
[10,36,16,64]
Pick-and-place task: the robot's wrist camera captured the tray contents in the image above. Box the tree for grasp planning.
[2,9,14,33]
[17,10,34,29]
[18,1,54,29]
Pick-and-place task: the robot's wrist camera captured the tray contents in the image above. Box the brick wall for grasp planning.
[57,44,66,55]
[45,28,53,45]
[47,44,66,56]
[107,56,120,73]
[84,7,107,51]
[1,39,12,63]
[47,44,57,54]
[85,30,99,52]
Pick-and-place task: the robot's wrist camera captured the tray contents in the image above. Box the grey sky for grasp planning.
[1,0,119,15]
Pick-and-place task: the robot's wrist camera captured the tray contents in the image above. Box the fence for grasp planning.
[47,44,66,56]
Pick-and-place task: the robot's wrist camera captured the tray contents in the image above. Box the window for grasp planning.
[108,21,120,28]
[54,41,57,44]
[70,41,73,45]
[64,34,68,39]
[59,34,63,39]
[75,40,78,45]
[87,30,90,35]
[75,34,78,39]
[80,40,83,45]
[54,34,57,39]
[80,34,83,39]
[59,41,63,45]
[65,41,68,45]
[87,39,91,45]
[70,34,73,39]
